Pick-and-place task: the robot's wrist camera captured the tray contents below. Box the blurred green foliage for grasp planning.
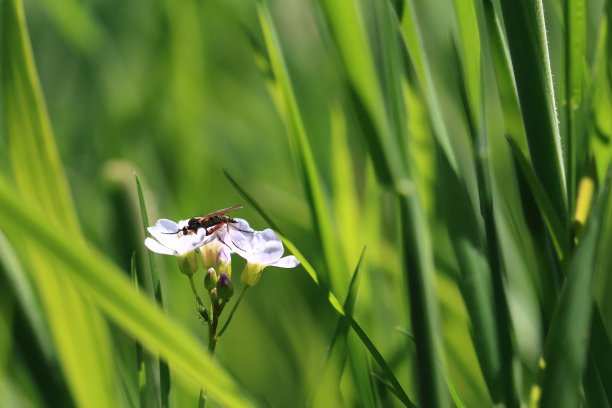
[1,0,611,406]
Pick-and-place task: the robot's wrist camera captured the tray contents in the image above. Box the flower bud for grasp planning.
[217,272,234,300]
[218,256,232,277]
[204,268,218,291]
[200,240,222,269]
[209,287,218,302]
[240,263,264,286]
[177,251,198,276]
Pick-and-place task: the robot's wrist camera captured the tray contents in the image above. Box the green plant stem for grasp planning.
[188,275,205,308]
[218,286,248,338]
[208,301,225,353]
[199,296,227,407]
[189,274,211,407]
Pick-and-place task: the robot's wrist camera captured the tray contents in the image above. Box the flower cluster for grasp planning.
[144,216,299,288]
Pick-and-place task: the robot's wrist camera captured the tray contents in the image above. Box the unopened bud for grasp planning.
[177,252,198,276]
[210,287,218,302]
[204,268,218,291]
[217,272,234,300]
[241,263,263,286]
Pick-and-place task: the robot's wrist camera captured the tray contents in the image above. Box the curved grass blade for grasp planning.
[540,168,612,407]
[135,174,170,407]
[1,0,118,405]
[310,248,366,405]
[257,1,347,294]
[0,177,254,408]
[224,172,414,406]
[507,138,567,260]
[497,0,568,229]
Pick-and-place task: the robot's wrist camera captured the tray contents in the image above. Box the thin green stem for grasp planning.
[190,274,212,408]
[188,275,205,308]
[217,286,248,338]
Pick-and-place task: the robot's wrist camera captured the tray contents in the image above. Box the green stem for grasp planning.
[188,275,205,308]
[217,286,248,338]
[189,274,213,407]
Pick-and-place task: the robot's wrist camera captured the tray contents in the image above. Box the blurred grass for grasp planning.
[1,0,612,406]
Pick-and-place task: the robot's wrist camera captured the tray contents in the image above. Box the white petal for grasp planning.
[244,229,284,264]
[173,229,211,255]
[271,256,300,268]
[233,218,254,233]
[148,220,183,249]
[144,238,174,255]
[154,219,180,234]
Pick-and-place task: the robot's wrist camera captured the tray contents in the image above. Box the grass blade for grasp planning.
[507,138,567,260]
[310,248,366,405]
[540,168,612,407]
[0,231,53,361]
[399,195,447,407]
[135,174,170,407]
[317,0,411,185]
[257,1,347,294]
[564,0,586,214]
[399,0,459,174]
[1,0,118,405]
[131,254,147,406]
[497,0,568,229]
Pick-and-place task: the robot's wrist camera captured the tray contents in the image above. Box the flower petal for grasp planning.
[144,237,174,255]
[153,219,180,234]
[271,255,300,268]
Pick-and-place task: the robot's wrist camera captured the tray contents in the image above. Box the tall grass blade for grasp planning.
[587,309,612,403]
[0,176,254,408]
[314,3,447,401]
[1,0,118,405]
[399,196,447,407]
[564,0,586,215]
[310,248,366,405]
[131,254,147,407]
[507,138,566,259]
[136,174,170,407]
[540,168,612,407]
[439,163,502,402]
[497,0,568,230]
[257,1,347,294]
[399,0,459,174]
[317,0,410,186]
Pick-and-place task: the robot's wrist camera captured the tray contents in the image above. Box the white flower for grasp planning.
[144,218,214,256]
[230,228,300,286]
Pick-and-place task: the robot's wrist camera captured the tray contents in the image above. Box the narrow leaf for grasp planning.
[540,168,612,407]
[135,174,170,407]
[497,0,568,227]
[507,137,567,259]
[257,1,347,293]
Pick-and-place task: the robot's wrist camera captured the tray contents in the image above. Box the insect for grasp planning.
[164,205,245,236]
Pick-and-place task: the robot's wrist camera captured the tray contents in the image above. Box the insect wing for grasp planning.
[201,205,243,219]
